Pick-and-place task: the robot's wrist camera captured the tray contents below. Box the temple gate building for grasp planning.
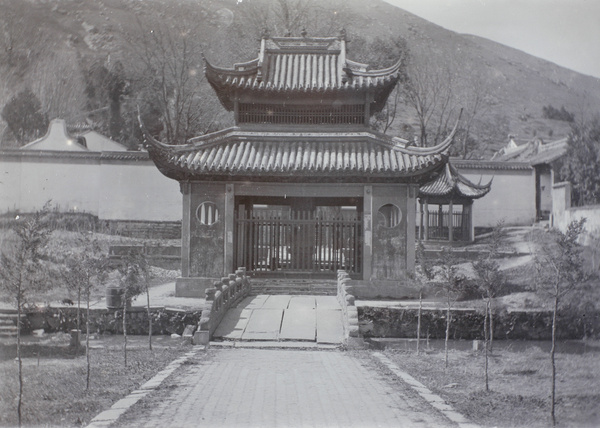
[143,32,457,297]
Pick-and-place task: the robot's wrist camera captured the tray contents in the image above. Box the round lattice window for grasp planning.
[377,204,402,228]
[196,202,219,225]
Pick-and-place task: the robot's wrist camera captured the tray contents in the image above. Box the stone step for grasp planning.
[0,325,18,337]
[250,280,337,296]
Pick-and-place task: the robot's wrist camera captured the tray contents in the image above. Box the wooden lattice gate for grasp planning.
[235,209,362,276]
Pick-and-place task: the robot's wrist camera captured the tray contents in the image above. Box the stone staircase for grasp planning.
[250,279,337,296]
[0,310,19,337]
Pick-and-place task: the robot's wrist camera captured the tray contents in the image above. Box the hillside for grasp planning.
[1,0,599,155]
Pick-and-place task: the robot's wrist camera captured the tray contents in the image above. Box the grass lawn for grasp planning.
[0,334,192,427]
[383,345,600,427]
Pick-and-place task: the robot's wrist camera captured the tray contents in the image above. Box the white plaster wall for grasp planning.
[457,167,536,227]
[539,170,553,214]
[98,159,181,221]
[0,153,181,221]
[0,158,22,213]
[18,157,101,214]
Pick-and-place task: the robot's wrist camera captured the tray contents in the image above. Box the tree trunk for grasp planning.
[77,286,81,333]
[416,289,423,354]
[86,288,91,390]
[551,295,558,426]
[445,301,451,368]
[146,284,152,351]
[489,301,495,352]
[123,300,127,368]
[17,291,22,427]
[484,298,490,392]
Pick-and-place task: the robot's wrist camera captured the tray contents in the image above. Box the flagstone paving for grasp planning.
[214,295,344,344]
[113,348,456,428]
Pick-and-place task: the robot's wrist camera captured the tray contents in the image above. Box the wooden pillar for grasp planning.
[363,186,373,280]
[423,200,429,241]
[448,200,454,242]
[180,182,191,277]
[418,199,424,241]
[467,202,474,242]
[438,204,443,239]
[407,185,418,271]
[224,184,235,273]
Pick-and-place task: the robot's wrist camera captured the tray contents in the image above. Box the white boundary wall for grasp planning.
[0,150,181,221]
[552,182,600,245]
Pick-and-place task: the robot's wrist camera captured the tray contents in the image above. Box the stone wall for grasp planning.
[359,306,600,340]
[24,306,201,336]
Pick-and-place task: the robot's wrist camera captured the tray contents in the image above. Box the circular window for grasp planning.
[196,202,219,225]
[377,204,402,228]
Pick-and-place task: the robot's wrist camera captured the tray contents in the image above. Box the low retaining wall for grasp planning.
[358,306,600,340]
[23,306,201,336]
[193,268,251,345]
[109,244,181,270]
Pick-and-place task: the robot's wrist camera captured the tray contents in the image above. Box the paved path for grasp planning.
[115,348,455,428]
[214,295,344,344]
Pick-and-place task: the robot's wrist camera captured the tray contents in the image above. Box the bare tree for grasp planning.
[122,18,219,145]
[473,221,507,391]
[59,234,108,389]
[532,219,587,426]
[403,55,459,147]
[234,0,348,39]
[455,73,494,159]
[0,205,52,427]
[436,247,466,368]
[415,241,434,354]
[27,50,87,122]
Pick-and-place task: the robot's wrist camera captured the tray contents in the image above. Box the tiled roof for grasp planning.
[420,163,491,200]
[142,127,456,183]
[491,138,568,165]
[205,35,402,111]
[452,159,532,171]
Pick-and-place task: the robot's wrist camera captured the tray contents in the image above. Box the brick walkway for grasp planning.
[115,348,455,427]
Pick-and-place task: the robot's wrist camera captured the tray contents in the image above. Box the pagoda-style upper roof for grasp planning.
[419,162,492,201]
[141,124,457,184]
[205,33,403,113]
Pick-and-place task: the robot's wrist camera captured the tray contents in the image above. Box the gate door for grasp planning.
[235,209,362,275]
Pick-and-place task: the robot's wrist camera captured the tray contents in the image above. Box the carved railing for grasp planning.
[337,270,359,341]
[193,267,251,345]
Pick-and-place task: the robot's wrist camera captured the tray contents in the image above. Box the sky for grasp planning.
[383,0,600,79]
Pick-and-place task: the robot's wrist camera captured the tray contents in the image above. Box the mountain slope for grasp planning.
[1,0,599,154]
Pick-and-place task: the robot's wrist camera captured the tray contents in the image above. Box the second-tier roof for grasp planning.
[142,125,457,184]
[205,33,403,112]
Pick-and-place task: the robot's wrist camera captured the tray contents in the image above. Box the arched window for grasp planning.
[196,202,219,225]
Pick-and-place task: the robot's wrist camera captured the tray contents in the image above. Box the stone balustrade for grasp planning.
[193,268,251,345]
[336,270,360,342]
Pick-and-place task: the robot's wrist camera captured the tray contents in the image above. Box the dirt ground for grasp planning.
[383,344,600,428]
[0,334,192,427]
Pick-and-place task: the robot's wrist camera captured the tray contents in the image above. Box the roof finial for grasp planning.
[339,28,346,40]
[261,28,270,39]
[301,28,307,38]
